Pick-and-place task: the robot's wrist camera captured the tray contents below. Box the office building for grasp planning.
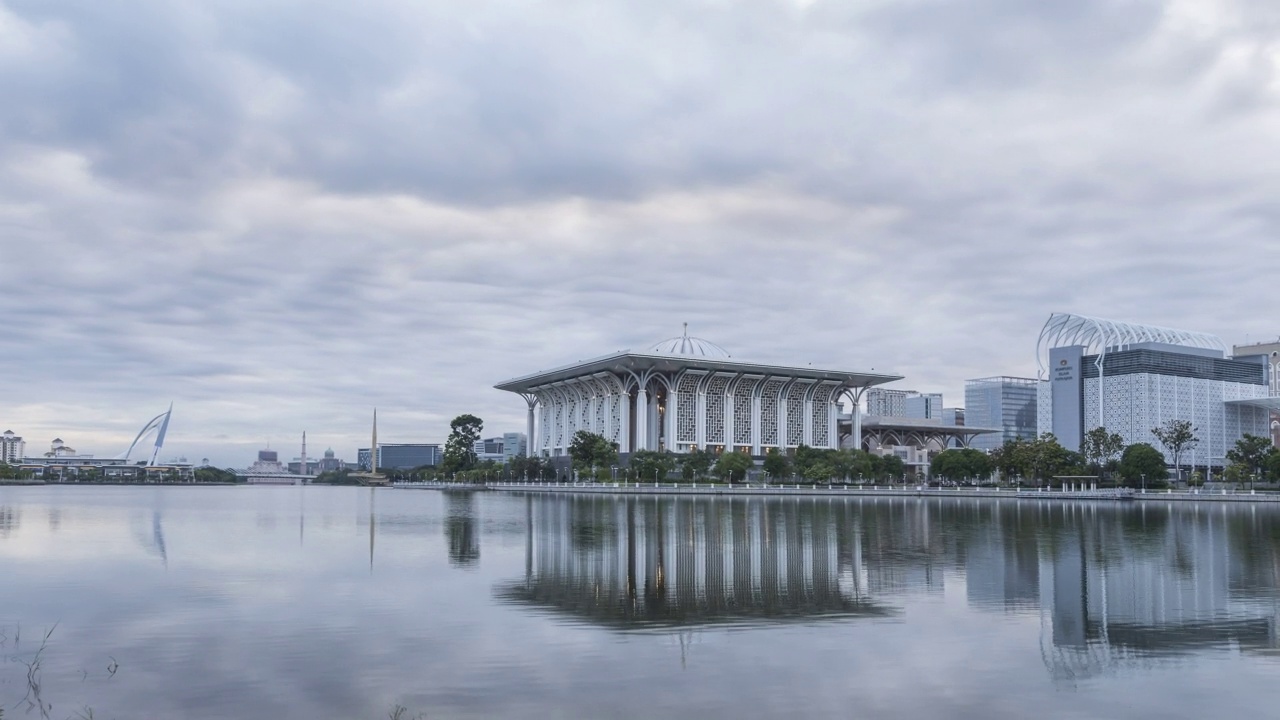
[357,443,442,470]
[1037,313,1269,467]
[965,376,1040,451]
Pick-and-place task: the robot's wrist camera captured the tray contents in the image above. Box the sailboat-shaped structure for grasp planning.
[353,409,389,486]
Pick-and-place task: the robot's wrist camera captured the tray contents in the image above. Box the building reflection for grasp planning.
[496,494,1280,673]
[445,491,480,568]
[495,495,893,629]
[1036,502,1280,681]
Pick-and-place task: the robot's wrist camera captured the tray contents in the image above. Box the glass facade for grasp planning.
[357,444,442,470]
[965,377,1040,451]
[1082,349,1266,385]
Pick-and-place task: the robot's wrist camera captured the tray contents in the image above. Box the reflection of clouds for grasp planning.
[0,489,1279,718]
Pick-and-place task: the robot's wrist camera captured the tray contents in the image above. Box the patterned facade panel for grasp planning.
[786,382,810,446]
[676,373,702,444]
[1085,374,1270,467]
[591,379,608,435]
[705,374,731,446]
[539,400,552,451]
[608,393,623,446]
[733,378,760,445]
[759,380,786,446]
[811,383,836,448]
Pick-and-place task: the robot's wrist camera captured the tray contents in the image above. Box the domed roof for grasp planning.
[649,323,731,359]
[324,448,335,458]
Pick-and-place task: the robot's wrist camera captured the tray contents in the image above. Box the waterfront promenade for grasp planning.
[395,481,1280,503]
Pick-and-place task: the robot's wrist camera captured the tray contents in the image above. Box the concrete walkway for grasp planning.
[395,481,1280,503]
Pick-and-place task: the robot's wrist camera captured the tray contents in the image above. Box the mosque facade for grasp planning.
[495,327,902,458]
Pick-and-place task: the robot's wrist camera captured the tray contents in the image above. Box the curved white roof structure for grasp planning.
[649,323,731,358]
[1036,313,1226,379]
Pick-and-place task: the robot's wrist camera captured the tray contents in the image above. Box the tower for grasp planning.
[300,431,308,476]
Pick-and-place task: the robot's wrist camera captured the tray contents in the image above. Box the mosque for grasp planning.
[495,326,904,458]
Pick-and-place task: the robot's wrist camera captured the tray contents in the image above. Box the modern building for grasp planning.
[1,430,24,464]
[357,443,442,470]
[494,326,902,458]
[965,376,1041,451]
[471,434,530,464]
[905,393,944,420]
[473,436,507,463]
[1231,339,1280,446]
[1037,313,1269,467]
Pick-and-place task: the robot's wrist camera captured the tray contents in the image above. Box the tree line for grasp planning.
[928,419,1280,488]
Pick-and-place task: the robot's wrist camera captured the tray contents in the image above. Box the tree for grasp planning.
[713,451,754,483]
[1117,443,1169,488]
[930,449,994,483]
[566,431,619,477]
[1082,427,1125,475]
[1226,434,1274,485]
[629,450,676,482]
[679,448,715,481]
[443,414,484,474]
[877,454,905,481]
[1151,419,1199,481]
[762,448,790,480]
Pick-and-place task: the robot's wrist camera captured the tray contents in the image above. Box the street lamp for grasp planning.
[611,466,617,482]
[1141,472,1146,493]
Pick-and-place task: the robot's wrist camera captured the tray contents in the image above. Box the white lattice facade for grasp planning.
[523,370,848,456]
[1081,375,1268,467]
[497,329,901,458]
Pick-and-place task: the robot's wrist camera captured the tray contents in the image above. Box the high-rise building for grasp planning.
[864,389,909,417]
[904,393,944,420]
[965,377,1040,451]
[1038,313,1269,467]
[502,432,527,462]
[1,430,24,464]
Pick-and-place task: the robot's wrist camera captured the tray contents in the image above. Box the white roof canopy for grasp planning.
[1036,313,1226,379]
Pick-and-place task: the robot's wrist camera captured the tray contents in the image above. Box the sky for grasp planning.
[1,0,1278,468]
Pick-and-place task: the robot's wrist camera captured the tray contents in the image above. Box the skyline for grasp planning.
[3,0,1279,467]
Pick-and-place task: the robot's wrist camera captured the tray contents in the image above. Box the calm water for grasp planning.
[1,487,1278,719]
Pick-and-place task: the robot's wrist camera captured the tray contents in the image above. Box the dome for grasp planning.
[324,448,335,458]
[649,324,731,359]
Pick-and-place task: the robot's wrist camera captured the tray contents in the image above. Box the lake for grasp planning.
[1,486,1277,719]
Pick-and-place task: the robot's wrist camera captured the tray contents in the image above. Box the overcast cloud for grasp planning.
[2,0,1278,466]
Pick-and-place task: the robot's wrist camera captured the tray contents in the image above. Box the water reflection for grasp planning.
[497,495,1280,676]
[495,496,892,629]
[445,491,480,568]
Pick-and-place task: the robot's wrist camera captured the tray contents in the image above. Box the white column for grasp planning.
[853,390,863,452]
[635,387,649,452]
[526,399,536,458]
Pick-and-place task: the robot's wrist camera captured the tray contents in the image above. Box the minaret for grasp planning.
[300,432,307,476]
[371,409,378,473]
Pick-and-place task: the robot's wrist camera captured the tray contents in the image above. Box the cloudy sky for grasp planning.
[2,0,1278,467]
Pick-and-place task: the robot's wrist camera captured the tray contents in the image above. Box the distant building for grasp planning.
[291,448,347,474]
[243,449,299,485]
[1,430,24,464]
[470,433,529,464]
[1037,313,1269,467]
[904,393,944,420]
[502,432,527,462]
[474,436,507,463]
[357,443,441,470]
[965,376,1040,451]
[44,438,79,458]
[1231,339,1280,446]
[864,389,909,417]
